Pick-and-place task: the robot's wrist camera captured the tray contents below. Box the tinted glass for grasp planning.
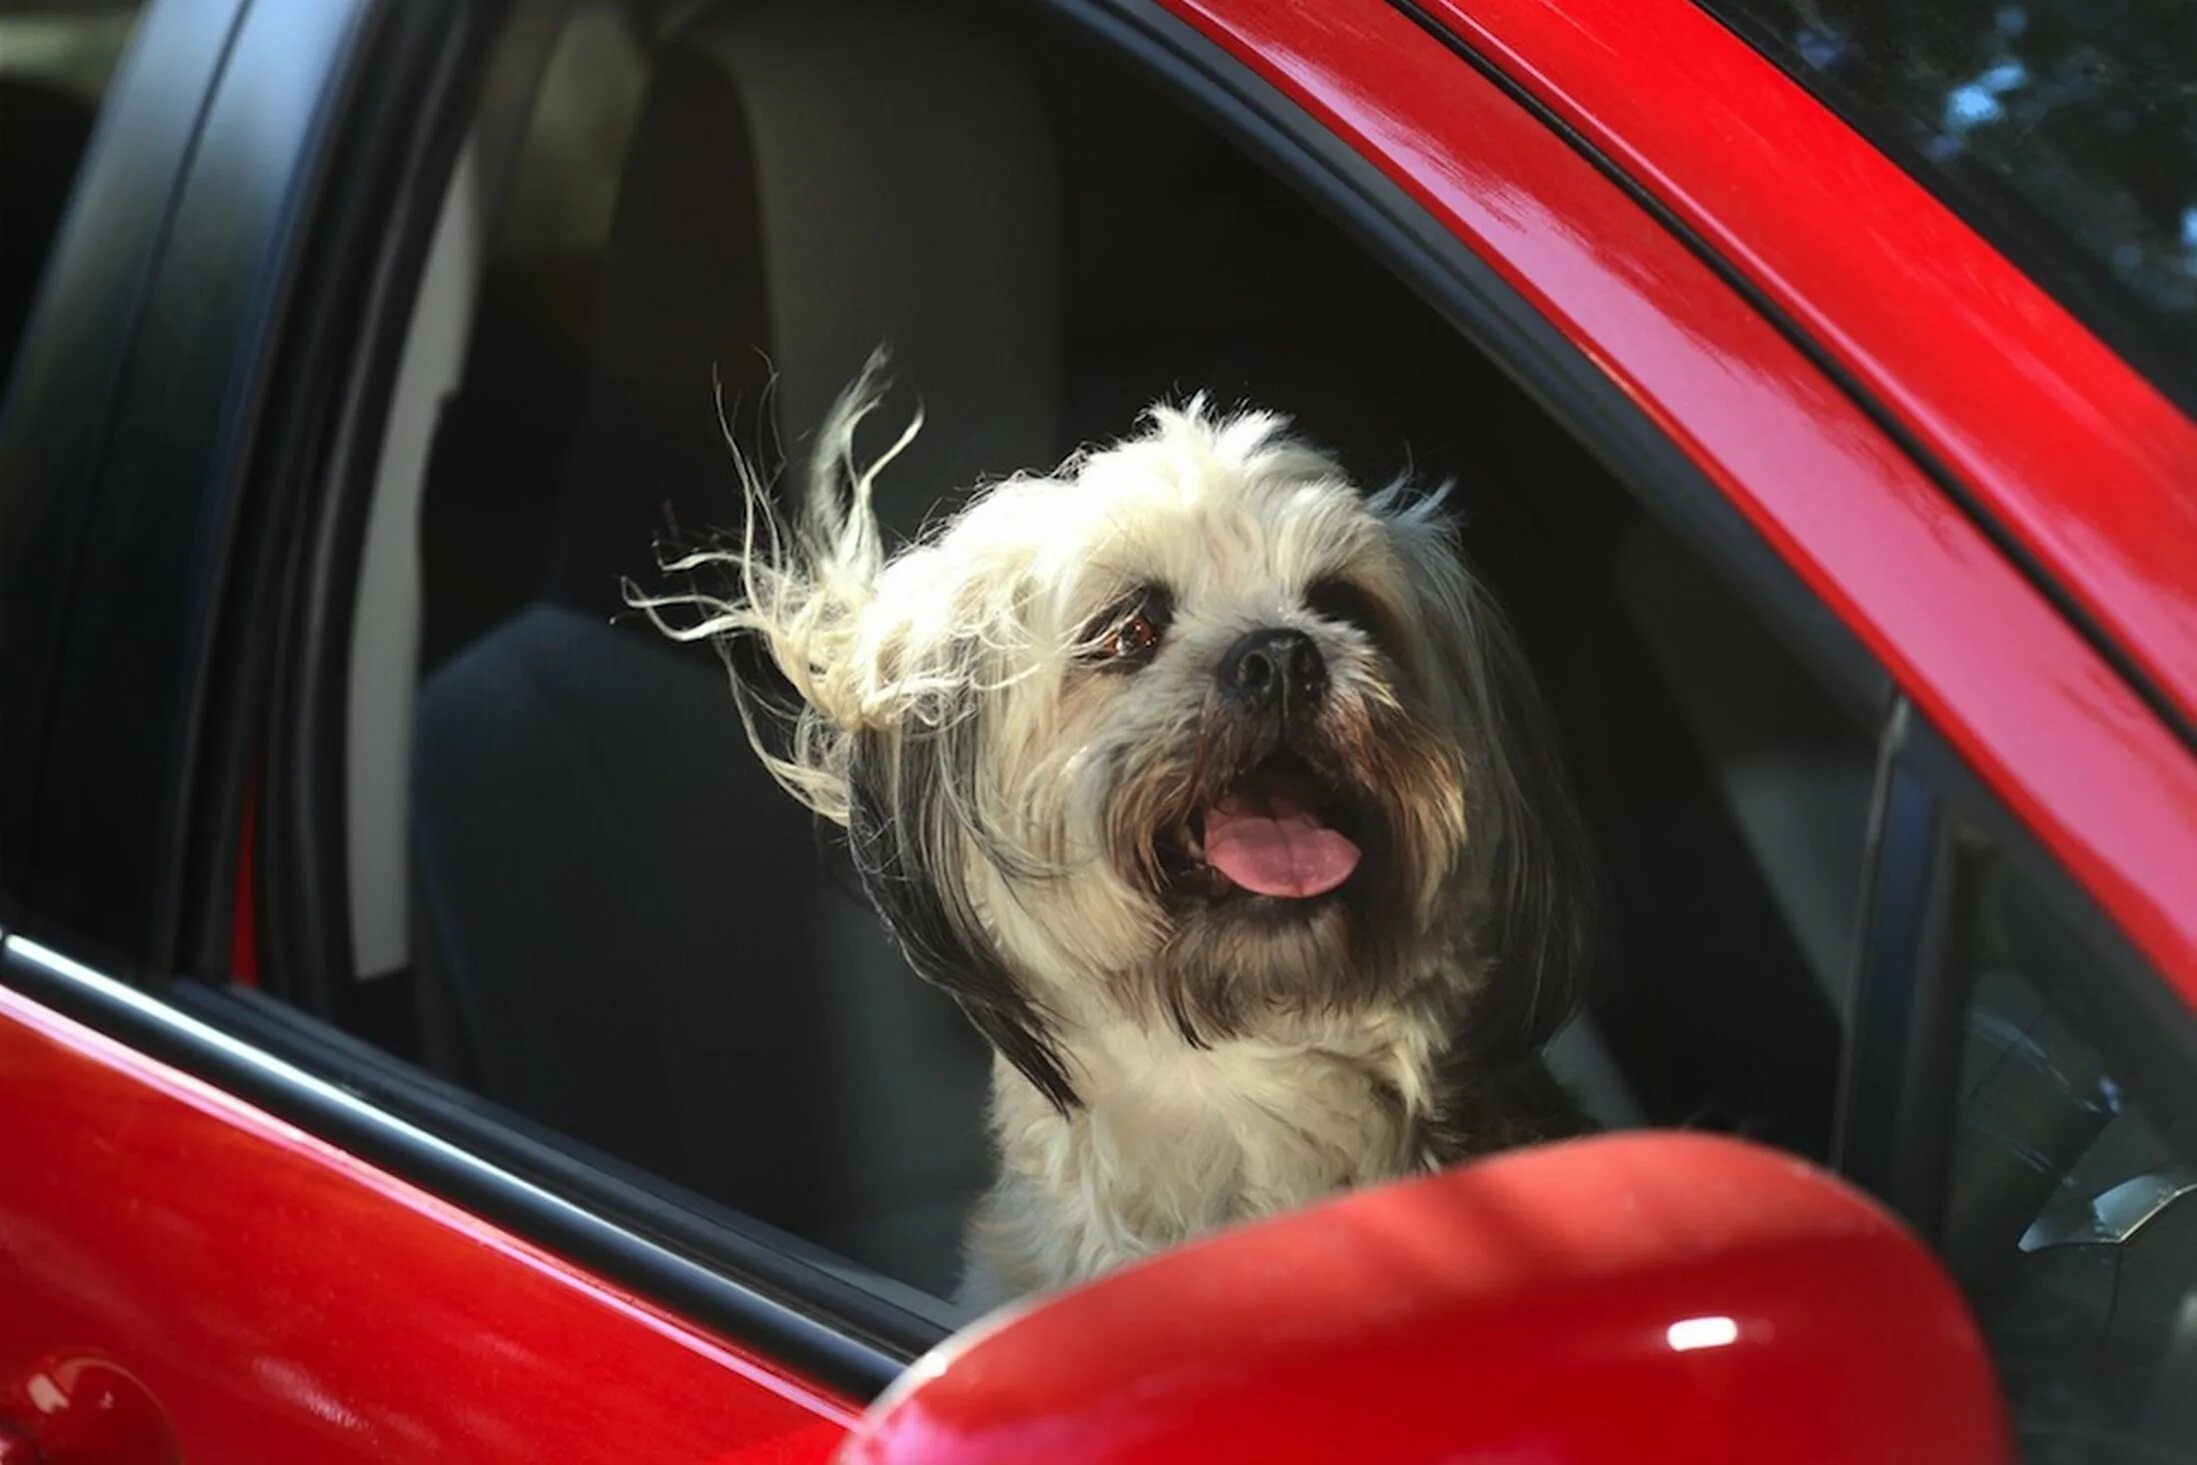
[1702,0,2197,416]
[1940,844,2197,1461]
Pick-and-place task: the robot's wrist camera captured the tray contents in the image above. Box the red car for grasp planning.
[1,0,2190,1460]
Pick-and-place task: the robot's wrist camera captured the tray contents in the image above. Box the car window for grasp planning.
[1939,838,2197,1460]
[1696,0,2197,417]
[0,2,143,388]
[258,0,1884,1314]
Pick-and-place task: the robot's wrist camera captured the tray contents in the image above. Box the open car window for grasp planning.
[133,0,1955,1366]
[290,0,1888,1319]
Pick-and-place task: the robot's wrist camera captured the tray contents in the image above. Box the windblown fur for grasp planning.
[633,353,1593,1303]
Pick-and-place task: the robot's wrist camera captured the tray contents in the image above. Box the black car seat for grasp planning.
[411,0,1061,1297]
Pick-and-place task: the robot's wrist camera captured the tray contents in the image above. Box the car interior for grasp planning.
[309,0,1883,1308]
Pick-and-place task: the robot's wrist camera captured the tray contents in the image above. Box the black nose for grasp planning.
[1220,627,1327,713]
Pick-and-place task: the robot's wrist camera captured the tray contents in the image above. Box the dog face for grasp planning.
[641,368,1588,1110]
[980,425,1490,1046]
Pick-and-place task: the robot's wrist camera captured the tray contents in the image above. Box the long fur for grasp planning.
[632,352,1593,1302]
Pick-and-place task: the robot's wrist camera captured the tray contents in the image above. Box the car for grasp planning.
[0,0,2190,1459]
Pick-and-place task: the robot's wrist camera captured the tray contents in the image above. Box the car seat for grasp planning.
[411,0,1062,1296]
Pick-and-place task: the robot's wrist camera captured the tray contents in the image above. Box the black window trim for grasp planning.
[1837,697,1965,1232]
[250,0,541,1027]
[1838,698,2197,1238]
[0,0,252,927]
[2,0,1944,1404]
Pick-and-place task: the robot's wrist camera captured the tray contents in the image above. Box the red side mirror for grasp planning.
[843,1133,2009,1464]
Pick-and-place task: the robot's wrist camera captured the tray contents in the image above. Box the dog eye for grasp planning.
[1112,611,1161,661]
[1083,585,1172,669]
[1306,577,1385,640]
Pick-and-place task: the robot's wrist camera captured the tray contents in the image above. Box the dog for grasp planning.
[635,357,1594,1305]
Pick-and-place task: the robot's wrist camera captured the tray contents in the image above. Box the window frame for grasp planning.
[239,0,1906,1362]
[1836,699,1964,1231]
[1846,698,2197,1243]
[17,0,2182,1405]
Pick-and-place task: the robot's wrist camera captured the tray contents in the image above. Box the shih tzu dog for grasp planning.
[636,358,1593,1305]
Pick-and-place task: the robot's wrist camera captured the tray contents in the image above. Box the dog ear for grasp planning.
[1382,491,1598,1061]
[1456,586,1598,1060]
[846,723,1081,1112]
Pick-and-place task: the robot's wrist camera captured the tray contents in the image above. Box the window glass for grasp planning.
[0,3,143,384]
[1941,844,2197,1460]
[1699,0,2197,414]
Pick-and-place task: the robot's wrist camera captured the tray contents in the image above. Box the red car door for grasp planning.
[0,952,854,1462]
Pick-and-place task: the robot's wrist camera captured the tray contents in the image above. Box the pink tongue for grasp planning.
[1203,790,1362,899]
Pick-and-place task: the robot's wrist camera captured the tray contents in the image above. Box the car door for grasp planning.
[0,1,862,1458]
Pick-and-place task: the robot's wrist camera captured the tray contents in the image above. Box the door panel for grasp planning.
[0,977,852,1463]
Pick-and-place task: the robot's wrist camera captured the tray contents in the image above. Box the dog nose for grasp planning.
[1221,628,1327,712]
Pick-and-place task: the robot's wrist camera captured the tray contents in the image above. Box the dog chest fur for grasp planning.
[963,1015,1440,1303]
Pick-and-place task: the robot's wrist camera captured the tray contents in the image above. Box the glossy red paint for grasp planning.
[1166,0,2197,1006]
[1,1356,180,1464]
[844,1132,2011,1464]
[1409,0,2197,743]
[0,986,856,1464]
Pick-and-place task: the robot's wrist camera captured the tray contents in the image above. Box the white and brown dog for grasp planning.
[638,357,1593,1305]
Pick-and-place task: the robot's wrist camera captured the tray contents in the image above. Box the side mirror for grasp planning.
[842,1133,2009,1464]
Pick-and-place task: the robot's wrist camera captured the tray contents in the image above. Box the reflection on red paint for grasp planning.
[845,1133,2011,1464]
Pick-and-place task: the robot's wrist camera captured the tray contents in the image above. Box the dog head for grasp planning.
[638,360,1591,1110]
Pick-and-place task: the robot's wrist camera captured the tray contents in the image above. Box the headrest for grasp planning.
[548,0,1062,615]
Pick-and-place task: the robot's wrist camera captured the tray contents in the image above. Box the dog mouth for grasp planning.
[1171,752,1365,901]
